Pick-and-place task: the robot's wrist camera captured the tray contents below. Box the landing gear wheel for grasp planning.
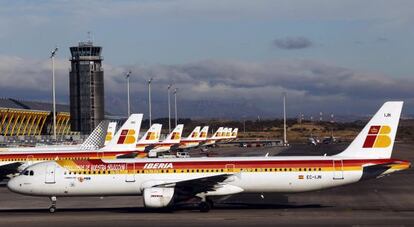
[49,196,57,213]
[199,201,211,213]
[206,199,214,209]
[49,206,56,213]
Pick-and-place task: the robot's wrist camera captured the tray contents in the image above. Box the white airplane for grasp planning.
[104,122,117,146]
[202,127,224,147]
[7,102,411,213]
[177,126,209,150]
[147,124,184,157]
[0,114,143,180]
[231,128,238,139]
[135,124,162,152]
[0,121,112,152]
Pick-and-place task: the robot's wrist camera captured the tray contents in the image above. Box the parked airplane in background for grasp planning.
[178,126,209,150]
[0,114,143,180]
[202,127,224,147]
[104,122,117,146]
[0,121,111,152]
[135,124,162,152]
[147,124,184,157]
[231,128,238,139]
[177,126,200,149]
[8,102,410,213]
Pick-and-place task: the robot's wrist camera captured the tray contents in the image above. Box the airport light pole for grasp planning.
[174,88,178,127]
[148,78,153,127]
[50,47,58,141]
[283,92,287,146]
[242,116,246,133]
[167,84,172,132]
[126,71,131,117]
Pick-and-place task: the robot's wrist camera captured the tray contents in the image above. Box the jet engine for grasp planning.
[143,187,175,208]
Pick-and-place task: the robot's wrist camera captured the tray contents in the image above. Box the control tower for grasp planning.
[69,41,104,134]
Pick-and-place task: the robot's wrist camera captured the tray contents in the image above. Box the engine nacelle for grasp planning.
[143,187,175,208]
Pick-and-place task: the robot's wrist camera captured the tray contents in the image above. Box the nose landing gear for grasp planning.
[49,196,57,213]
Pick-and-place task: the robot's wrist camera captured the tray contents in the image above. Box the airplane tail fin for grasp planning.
[220,128,228,139]
[226,128,233,138]
[101,114,143,151]
[80,120,109,150]
[336,101,403,159]
[163,124,183,143]
[199,126,209,140]
[212,127,224,139]
[231,128,238,138]
[137,124,162,144]
[104,122,117,146]
[187,126,201,140]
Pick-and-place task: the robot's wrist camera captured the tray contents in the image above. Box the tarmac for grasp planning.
[0,142,413,226]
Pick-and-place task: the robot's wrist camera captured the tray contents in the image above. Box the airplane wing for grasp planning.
[0,162,23,180]
[153,174,233,196]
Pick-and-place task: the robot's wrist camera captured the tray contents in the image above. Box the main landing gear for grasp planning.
[199,199,214,212]
[49,196,57,213]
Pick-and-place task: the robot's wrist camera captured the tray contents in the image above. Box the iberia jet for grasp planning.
[135,124,162,152]
[177,126,199,149]
[7,102,411,213]
[227,128,238,142]
[0,114,143,180]
[202,127,224,147]
[147,124,184,158]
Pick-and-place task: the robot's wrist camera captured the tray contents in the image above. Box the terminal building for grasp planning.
[0,98,71,137]
[69,41,105,134]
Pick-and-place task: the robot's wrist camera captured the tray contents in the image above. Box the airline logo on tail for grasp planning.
[105,122,117,145]
[117,129,136,144]
[171,132,181,140]
[145,132,159,140]
[191,132,199,138]
[363,125,391,148]
[105,132,113,142]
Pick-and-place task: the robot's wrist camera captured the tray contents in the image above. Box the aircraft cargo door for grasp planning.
[332,159,344,180]
[125,163,135,182]
[45,165,56,184]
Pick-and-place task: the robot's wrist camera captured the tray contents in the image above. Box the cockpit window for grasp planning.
[21,170,34,176]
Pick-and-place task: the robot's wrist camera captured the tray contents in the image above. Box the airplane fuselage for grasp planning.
[8,156,410,197]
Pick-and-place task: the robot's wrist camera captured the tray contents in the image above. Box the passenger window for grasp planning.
[29,170,34,176]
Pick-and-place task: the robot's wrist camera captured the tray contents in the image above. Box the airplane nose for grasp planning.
[7,177,22,193]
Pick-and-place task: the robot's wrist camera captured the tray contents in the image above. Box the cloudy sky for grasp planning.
[0,0,413,119]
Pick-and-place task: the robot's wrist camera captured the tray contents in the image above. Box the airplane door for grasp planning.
[225,164,235,173]
[27,155,34,165]
[125,163,135,182]
[332,159,344,180]
[45,165,56,184]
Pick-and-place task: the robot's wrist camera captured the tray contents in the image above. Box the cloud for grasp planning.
[273,37,313,50]
[0,55,413,119]
[376,37,389,42]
